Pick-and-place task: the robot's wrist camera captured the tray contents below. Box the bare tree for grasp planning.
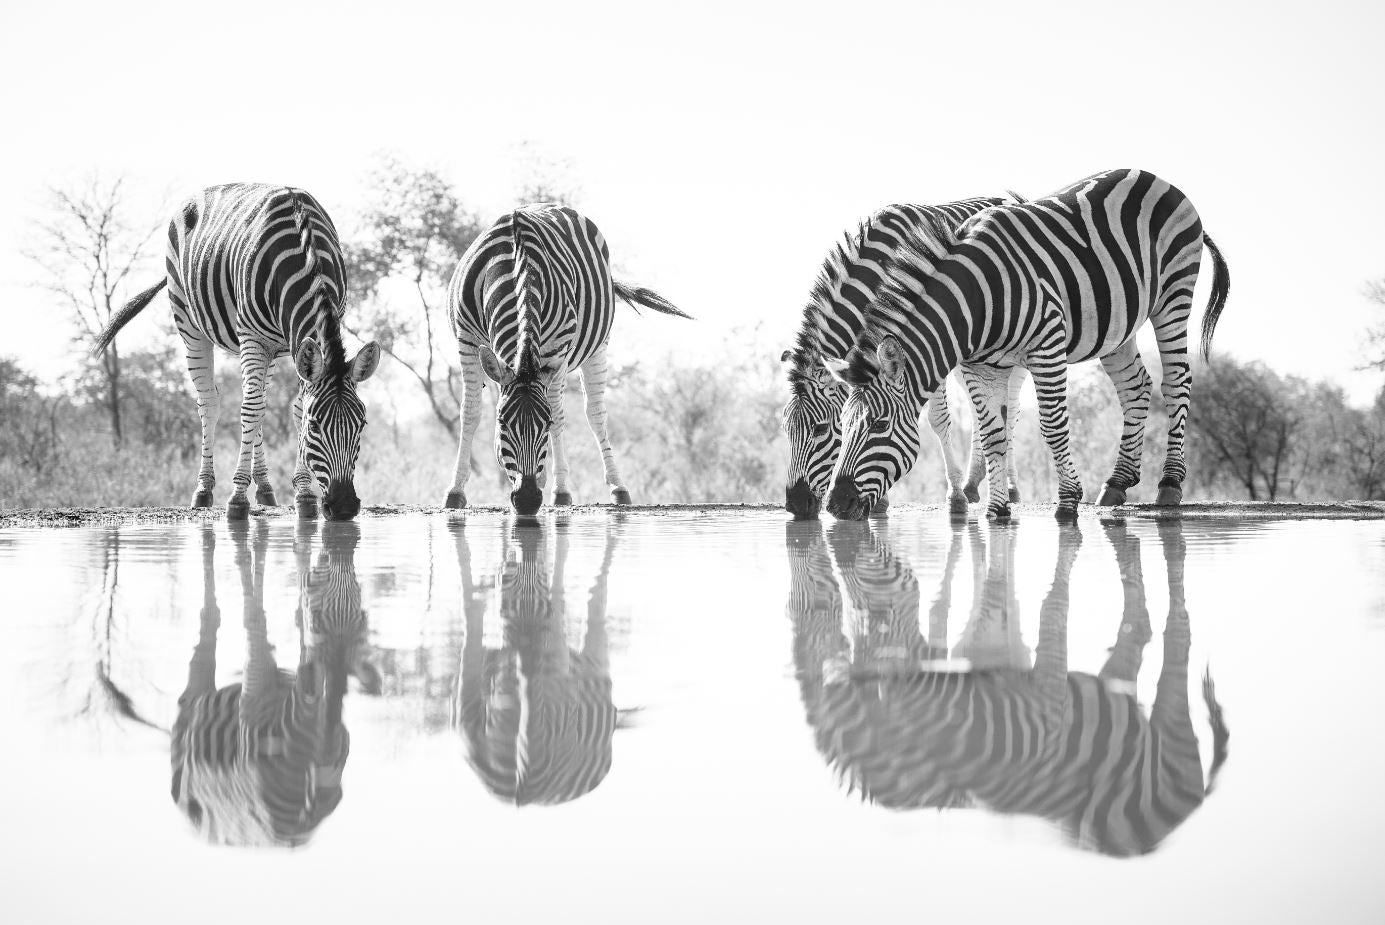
[25,176,161,447]
[1192,355,1303,500]
[344,157,482,437]
[1363,278,1385,372]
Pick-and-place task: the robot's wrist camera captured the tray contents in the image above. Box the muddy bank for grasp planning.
[2,499,1383,529]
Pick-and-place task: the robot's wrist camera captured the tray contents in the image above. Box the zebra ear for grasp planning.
[876,336,906,385]
[350,342,381,383]
[295,337,324,383]
[822,356,852,386]
[479,346,515,387]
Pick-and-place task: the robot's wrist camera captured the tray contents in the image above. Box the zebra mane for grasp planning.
[287,191,349,377]
[789,216,889,391]
[509,211,545,377]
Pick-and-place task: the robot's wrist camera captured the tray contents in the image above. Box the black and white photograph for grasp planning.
[1,1,1382,921]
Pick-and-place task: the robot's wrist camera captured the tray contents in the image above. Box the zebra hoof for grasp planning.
[1008,488,1021,504]
[1155,485,1183,506]
[296,497,319,519]
[948,492,970,514]
[1054,502,1079,523]
[988,504,1013,522]
[869,496,890,516]
[255,488,278,506]
[612,489,632,505]
[443,490,467,510]
[1097,485,1127,507]
[191,490,214,509]
[963,485,982,504]
[226,499,250,521]
[554,491,573,506]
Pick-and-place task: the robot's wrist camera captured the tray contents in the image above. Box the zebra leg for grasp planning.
[1154,320,1194,506]
[961,364,1015,520]
[578,347,631,505]
[925,383,970,514]
[291,385,318,518]
[251,377,277,507]
[1096,342,1152,506]
[1097,521,1152,690]
[182,331,220,508]
[444,346,485,509]
[1004,366,1026,503]
[960,371,987,504]
[1028,330,1084,522]
[549,371,573,507]
[228,343,272,521]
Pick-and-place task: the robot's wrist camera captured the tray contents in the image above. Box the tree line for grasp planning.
[4,163,1385,509]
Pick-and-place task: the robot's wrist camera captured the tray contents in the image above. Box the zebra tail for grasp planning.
[91,278,167,356]
[613,279,693,319]
[1201,666,1230,795]
[1198,232,1230,362]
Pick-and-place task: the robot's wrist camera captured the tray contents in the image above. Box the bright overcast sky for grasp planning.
[3,0,1383,402]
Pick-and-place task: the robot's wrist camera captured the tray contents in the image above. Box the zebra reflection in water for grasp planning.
[451,520,624,805]
[171,521,374,846]
[786,519,1229,856]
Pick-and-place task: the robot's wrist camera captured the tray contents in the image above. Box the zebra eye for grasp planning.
[869,417,890,434]
[812,421,832,437]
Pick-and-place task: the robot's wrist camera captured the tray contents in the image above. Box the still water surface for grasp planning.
[1,511,1382,922]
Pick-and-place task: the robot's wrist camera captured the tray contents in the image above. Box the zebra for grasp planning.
[93,184,381,521]
[784,199,1030,519]
[786,517,1230,857]
[444,204,689,515]
[170,519,372,847]
[823,168,1231,521]
[451,517,624,805]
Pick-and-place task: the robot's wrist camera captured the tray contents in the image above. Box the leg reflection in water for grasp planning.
[785,518,1230,856]
[451,518,622,806]
[170,520,371,847]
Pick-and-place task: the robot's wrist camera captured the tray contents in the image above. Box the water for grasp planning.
[2,510,1383,923]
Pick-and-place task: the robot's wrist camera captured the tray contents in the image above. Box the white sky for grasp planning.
[3,0,1383,403]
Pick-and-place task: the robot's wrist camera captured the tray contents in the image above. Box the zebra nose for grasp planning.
[511,475,543,516]
[322,482,360,521]
[826,477,867,521]
[785,478,820,520]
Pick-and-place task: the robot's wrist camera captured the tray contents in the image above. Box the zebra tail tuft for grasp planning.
[1201,665,1230,794]
[91,278,168,356]
[1199,232,1230,362]
[613,279,692,319]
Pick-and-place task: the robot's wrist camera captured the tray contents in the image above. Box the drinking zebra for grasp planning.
[451,518,623,805]
[444,205,689,515]
[170,520,372,847]
[94,184,380,521]
[784,200,1029,519]
[824,168,1231,521]
[785,518,1229,856]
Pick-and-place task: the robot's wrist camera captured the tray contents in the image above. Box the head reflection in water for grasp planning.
[452,519,624,806]
[170,521,375,847]
[784,517,1230,857]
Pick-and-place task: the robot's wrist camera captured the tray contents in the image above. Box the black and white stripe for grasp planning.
[452,520,622,805]
[170,521,370,847]
[94,184,380,521]
[787,519,1229,857]
[825,169,1230,521]
[444,204,688,515]
[783,199,1029,519]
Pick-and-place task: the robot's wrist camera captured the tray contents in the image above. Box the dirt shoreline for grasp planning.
[2,499,1383,529]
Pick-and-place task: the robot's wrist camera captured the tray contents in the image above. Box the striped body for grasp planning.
[98,183,380,520]
[452,521,620,805]
[445,205,686,514]
[786,519,1228,856]
[171,522,370,847]
[826,169,1229,520]
[784,199,1027,518]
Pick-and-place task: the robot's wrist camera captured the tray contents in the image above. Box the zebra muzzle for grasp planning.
[785,478,821,520]
[322,481,360,521]
[826,477,870,521]
[511,475,543,516]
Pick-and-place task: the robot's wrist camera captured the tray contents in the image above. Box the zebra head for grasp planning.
[294,336,380,521]
[824,334,929,520]
[480,341,560,516]
[782,349,848,519]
